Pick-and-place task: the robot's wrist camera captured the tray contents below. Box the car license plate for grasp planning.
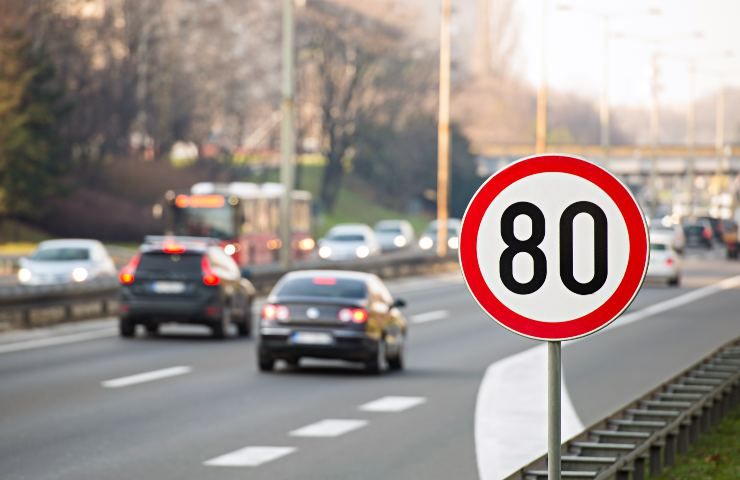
[151,281,186,294]
[290,331,334,345]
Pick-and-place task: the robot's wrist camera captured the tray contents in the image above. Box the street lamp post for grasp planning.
[436,0,452,258]
[279,0,296,268]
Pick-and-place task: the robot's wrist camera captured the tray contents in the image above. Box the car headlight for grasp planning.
[299,238,316,251]
[223,244,237,256]
[393,235,407,247]
[419,237,433,250]
[18,268,32,283]
[448,236,459,249]
[356,246,370,258]
[72,267,88,282]
[318,246,332,259]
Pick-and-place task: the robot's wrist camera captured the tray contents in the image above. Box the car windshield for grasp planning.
[138,252,202,274]
[650,244,668,251]
[425,227,459,236]
[32,247,90,261]
[376,227,401,234]
[327,233,365,242]
[276,277,368,299]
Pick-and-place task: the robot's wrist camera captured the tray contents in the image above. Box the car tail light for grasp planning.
[665,257,674,266]
[119,253,141,285]
[201,256,220,286]
[261,304,290,321]
[338,307,368,324]
[703,227,712,239]
[163,243,186,254]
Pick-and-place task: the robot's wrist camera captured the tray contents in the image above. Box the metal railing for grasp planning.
[0,251,458,331]
[508,338,740,480]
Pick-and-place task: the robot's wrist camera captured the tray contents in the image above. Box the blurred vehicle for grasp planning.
[721,219,739,259]
[646,237,681,286]
[683,220,713,249]
[118,236,256,339]
[257,270,407,373]
[374,219,416,252]
[18,239,116,286]
[317,224,381,261]
[648,220,686,254]
[418,218,462,251]
[159,182,314,266]
[698,215,723,241]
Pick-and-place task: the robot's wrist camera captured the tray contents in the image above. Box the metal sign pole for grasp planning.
[548,341,561,480]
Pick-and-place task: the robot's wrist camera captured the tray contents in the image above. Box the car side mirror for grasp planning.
[392,298,406,309]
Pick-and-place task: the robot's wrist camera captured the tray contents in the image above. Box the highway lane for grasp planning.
[0,253,738,480]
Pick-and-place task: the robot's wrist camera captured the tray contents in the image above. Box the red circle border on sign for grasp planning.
[459,154,649,341]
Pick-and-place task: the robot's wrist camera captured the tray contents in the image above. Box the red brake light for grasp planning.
[338,308,368,324]
[261,304,289,321]
[313,277,337,285]
[119,253,141,285]
[163,243,186,254]
[665,257,674,266]
[201,256,220,286]
[703,228,712,239]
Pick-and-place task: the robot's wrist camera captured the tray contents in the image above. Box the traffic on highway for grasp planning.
[1,1,739,480]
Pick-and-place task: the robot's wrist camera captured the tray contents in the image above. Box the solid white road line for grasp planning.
[411,310,448,324]
[475,272,740,480]
[0,328,116,355]
[204,446,296,467]
[359,396,427,413]
[289,419,368,438]
[101,366,192,388]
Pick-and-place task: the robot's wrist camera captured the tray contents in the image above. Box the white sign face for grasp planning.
[460,155,649,341]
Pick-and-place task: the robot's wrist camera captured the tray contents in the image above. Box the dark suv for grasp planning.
[118,237,256,339]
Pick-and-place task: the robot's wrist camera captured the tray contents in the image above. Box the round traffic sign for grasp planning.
[460,154,649,341]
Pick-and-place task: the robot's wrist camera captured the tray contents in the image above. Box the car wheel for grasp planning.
[258,353,275,372]
[145,323,159,336]
[237,300,252,338]
[212,306,230,340]
[119,318,135,338]
[365,339,387,374]
[668,276,680,287]
[388,338,404,371]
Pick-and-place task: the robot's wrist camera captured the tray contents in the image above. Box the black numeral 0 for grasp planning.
[499,201,608,295]
[559,201,608,295]
[500,202,547,294]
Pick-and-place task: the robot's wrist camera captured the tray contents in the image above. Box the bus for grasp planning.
[159,182,314,266]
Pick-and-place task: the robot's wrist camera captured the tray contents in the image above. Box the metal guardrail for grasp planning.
[0,251,457,331]
[507,338,740,480]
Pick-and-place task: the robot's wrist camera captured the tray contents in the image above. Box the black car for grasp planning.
[683,221,713,249]
[118,237,256,339]
[258,270,407,373]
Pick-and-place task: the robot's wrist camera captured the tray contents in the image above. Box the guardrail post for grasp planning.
[615,469,629,480]
[664,433,677,467]
[677,423,689,454]
[633,456,646,480]
[689,414,700,444]
[701,404,712,433]
[649,444,662,476]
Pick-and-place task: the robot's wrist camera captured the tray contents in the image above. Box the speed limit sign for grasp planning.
[460,154,649,341]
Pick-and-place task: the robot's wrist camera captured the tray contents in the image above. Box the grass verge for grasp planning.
[655,403,740,479]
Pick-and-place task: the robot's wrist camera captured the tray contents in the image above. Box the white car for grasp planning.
[646,236,681,286]
[318,224,381,261]
[374,220,416,252]
[649,221,686,254]
[18,239,117,286]
[418,218,462,252]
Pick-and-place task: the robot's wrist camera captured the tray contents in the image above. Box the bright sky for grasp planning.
[515,0,740,107]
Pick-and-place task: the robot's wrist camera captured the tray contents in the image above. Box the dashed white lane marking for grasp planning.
[0,329,116,355]
[475,272,740,480]
[411,310,448,324]
[289,419,368,438]
[359,396,427,412]
[101,366,192,388]
[204,446,296,467]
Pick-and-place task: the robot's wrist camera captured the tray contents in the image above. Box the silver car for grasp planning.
[317,224,381,261]
[418,218,462,252]
[374,220,416,252]
[18,239,117,285]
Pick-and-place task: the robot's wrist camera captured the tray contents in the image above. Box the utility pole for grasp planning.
[535,0,548,154]
[715,84,726,181]
[279,0,296,268]
[686,59,696,216]
[599,14,610,166]
[436,0,452,257]
[648,52,660,216]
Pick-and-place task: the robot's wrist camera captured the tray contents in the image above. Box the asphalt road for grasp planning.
[0,250,738,480]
